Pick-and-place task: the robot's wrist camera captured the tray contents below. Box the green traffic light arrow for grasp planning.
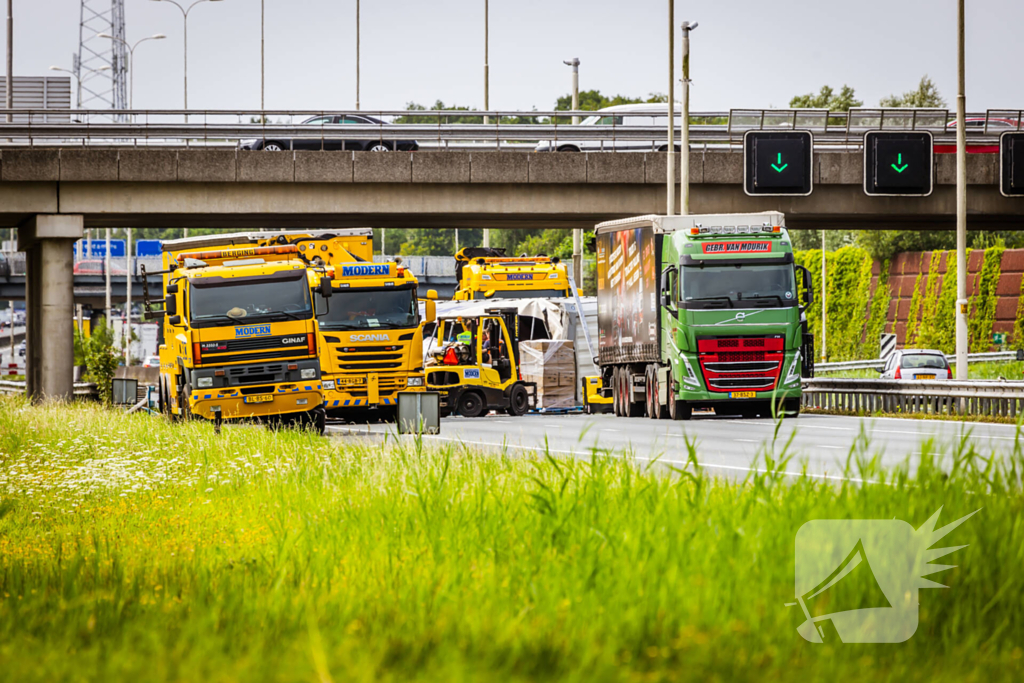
[891,153,909,173]
[771,152,788,173]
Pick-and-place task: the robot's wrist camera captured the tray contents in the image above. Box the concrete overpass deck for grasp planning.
[0,149,1020,231]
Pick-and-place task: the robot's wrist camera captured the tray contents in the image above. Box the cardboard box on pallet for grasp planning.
[520,340,576,410]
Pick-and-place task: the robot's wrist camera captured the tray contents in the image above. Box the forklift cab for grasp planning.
[425,309,535,418]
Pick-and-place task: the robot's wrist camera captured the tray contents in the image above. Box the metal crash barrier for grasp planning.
[802,378,1024,418]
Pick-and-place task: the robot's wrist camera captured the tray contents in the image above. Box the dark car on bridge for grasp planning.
[0,253,9,278]
[240,114,419,152]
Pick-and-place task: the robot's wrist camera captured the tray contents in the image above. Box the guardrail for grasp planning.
[0,379,98,399]
[815,351,1019,374]
[0,107,1018,149]
[802,377,1024,418]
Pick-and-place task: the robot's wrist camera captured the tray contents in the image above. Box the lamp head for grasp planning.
[152,34,167,39]
[97,32,113,39]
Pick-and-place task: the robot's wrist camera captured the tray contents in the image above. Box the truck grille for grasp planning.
[199,335,311,364]
[331,343,408,386]
[697,336,784,393]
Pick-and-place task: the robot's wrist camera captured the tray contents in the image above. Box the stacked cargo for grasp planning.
[519,340,576,410]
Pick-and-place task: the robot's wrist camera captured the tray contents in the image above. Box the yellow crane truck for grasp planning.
[144,231,334,433]
[453,247,571,300]
[287,229,434,421]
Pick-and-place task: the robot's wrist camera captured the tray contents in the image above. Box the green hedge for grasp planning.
[795,247,890,362]
[795,246,1008,360]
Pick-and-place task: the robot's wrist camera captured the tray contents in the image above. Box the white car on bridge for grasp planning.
[535,103,683,153]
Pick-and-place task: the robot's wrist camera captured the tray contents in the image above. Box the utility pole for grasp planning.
[7,229,13,358]
[954,0,968,379]
[483,0,489,125]
[355,0,359,110]
[125,227,132,364]
[260,0,264,110]
[821,232,827,363]
[5,3,11,360]
[105,228,112,326]
[565,56,582,286]
[680,20,697,215]
[666,0,675,216]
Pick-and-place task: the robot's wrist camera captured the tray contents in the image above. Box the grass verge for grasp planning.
[1,397,1023,681]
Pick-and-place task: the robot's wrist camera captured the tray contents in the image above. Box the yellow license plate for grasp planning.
[730,391,757,399]
[243,394,274,404]
[337,377,364,386]
[916,374,936,380]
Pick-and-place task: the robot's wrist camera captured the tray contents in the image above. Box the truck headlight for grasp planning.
[322,380,335,390]
[407,376,424,387]
[300,368,317,379]
[196,377,214,388]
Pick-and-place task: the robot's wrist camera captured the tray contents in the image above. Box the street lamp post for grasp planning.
[680,20,697,216]
[564,57,582,286]
[954,0,968,380]
[5,0,12,124]
[355,0,360,110]
[666,2,674,215]
[97,33,166,109]
[483,0,489,125]
[150,0,225,110]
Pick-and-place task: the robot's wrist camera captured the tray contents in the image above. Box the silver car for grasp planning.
[880,349,951,380]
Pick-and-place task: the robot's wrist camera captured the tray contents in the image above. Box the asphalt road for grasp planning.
[327,411,1023,482]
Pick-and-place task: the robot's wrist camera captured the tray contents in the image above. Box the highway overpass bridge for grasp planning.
[0,148,1021,231]
[3,146,1021,401]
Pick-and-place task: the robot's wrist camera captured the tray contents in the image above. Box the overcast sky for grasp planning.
[2,0,1022,113]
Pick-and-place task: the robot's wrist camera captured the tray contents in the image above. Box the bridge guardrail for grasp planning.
[801,377,1024,418]
[0,107,1018,148]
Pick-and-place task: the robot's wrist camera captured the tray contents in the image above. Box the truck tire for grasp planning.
[647,366,668,420]
[612,367,622,417]
[667,369,691,421]
[623,369,643,418]
[506,383,530,416]
[457,391,485,418]
[179,385,193,421]
[784,397,801,418]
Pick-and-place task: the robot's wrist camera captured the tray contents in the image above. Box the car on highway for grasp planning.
[142,355,161,368]
[880,349,952,380]
[240,114,419,152]
[16,340,26,357]
[73,259,129,276]
[0,252,10,278]
[535,103,684,153]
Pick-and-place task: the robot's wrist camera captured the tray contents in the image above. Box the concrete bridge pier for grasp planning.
[18,215,84,402]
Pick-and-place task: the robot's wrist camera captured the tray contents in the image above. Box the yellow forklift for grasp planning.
[424,308,536,417]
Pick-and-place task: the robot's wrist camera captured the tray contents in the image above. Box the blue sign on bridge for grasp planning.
[75,239,126,258]
[135,239,163,257]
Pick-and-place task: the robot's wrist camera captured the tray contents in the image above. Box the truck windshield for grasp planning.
[189,272,312,325]
[319,286,418,330]
[681,263,796,309]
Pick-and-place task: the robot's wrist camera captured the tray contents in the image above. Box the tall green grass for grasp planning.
[1,398,1022,681]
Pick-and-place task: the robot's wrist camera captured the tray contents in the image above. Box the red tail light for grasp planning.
[193,342,202,365]
[307,333,316,356]
[894,366,902,379]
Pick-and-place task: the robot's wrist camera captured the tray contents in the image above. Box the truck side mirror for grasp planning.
[797,265,814,306]
[659,266,678,308]
[165,296,177,316]
[166,283,178,294]
[319,276,333,299]
[424,300,436,324]
[168,315,182,326]
[427,289,438,301]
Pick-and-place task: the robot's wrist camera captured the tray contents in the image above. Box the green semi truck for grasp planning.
[594,212,814,420]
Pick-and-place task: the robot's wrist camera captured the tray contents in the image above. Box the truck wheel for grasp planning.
[649,367,668,419]
[179,385,193,421]
[458,391,485,418]
[612,367,621,417]
[623,369,643,418]
[667,369,691,421]
[506,383,530,416]
[783,397,801,418]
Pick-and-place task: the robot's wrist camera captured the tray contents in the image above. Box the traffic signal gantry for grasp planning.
[863,131,934,197]
[743,131,814,196]
[1001,132,1024,198]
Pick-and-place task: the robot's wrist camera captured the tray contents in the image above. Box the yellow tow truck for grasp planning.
[145,232,334,433]
[453,247,571,301]
[289,229,435,421]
